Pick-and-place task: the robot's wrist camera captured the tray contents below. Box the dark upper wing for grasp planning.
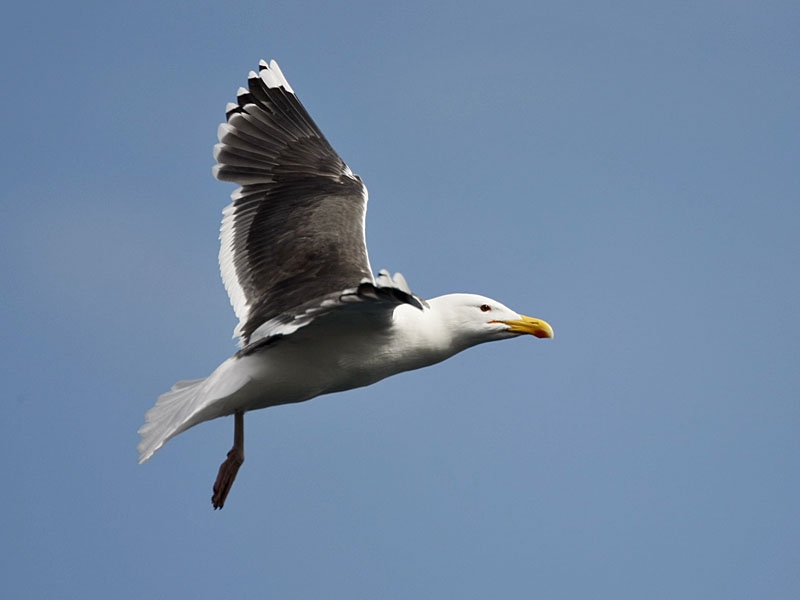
[213,60,375,344]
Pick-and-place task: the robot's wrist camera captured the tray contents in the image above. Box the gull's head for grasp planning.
[429,293,554,350]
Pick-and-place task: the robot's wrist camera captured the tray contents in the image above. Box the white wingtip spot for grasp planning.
[268,60,294,94]
[259,67,274,88]
[252,59,295,94]
[217,122,234,143]
[229,188,247,201]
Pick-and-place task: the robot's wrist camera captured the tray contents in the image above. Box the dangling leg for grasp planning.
[212,411,244,509]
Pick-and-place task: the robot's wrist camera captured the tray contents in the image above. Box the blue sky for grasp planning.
[2,1,798,598]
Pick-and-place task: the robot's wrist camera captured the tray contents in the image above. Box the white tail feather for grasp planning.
[137,378,210,463]
[138,357,256,463]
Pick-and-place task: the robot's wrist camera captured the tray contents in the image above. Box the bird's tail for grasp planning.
[138,356,254,463]
[137,377,210,464]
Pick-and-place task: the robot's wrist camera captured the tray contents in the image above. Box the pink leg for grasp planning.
[212,411,244,509]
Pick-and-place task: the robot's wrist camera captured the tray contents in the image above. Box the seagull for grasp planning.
[138,60,554,509]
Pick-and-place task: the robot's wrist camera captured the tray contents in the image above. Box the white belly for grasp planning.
[218,307,449,414]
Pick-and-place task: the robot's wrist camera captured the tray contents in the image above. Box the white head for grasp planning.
[428,293,554,353]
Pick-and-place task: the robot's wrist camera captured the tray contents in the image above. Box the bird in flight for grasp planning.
[138,60,554,509]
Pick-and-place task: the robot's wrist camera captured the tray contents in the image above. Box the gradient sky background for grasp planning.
[2,1,799,598]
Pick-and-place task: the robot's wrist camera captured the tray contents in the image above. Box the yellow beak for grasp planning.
[500,315,554,339]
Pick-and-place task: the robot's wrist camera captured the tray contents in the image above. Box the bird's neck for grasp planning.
[390,301,464,369]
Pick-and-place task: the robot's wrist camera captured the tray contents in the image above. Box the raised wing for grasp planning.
[214,60,374,344]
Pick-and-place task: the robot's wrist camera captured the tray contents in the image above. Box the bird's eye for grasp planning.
[480,304,491,312]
